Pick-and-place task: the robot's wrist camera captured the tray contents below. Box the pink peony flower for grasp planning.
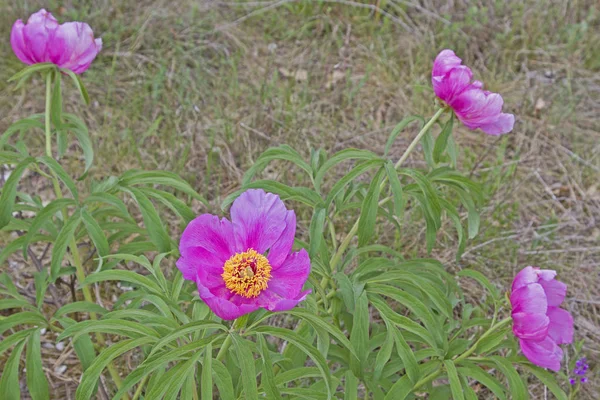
[432,49,515,135]
[177,189,311,320]
[11,9,102,74]
[510,266,573,371]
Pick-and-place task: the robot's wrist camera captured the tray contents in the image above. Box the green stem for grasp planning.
[45,71,53,158]
[43,70,129,400]
[329,107,448,271]
[454,317,512,363]
[216,334,232,362]
[412,370,442,391]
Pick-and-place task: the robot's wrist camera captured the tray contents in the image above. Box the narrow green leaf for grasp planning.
[9,63,55,86]
[457,364,507,400]
[243,145,313,185]
[63,114,94,173]
[58,319,160,342]
[384,116,425,156]
[61,68,90,104]
[54,301,108,318]
[0,157,34,228]
[80,269,162,295]
[314,148,380,191]
[33,270,48,310]
[350,291,369,377]
[373,330,394,381]
[37,156,79,201]
[392,327,420,384]
[212,359,235,400]
[344,370,358,400]
[0,311,47,335]
[358,167,385,247]
[309,207,326,258]
[26,330,50,400]
[521,364,567,400]
[0,339,26,400]
[324,159,385,207]
[22,198,75,256]
[81,209,109,269]
[50,70,62,127]
[257,334,281,399]
[384,161,404,219]
[50,211,81,281]
[444,360,465,400]
[201,343,213,400]
[457,269,500,301]
[231,333,259,400]
[433,115,454,163]
[76,337,155,400]
[489,356,528,400]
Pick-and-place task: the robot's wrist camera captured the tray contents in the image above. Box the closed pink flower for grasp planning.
[432,49,514,135]
[11,9,102,74]
[510,266,573,371]
[177,189,311,320]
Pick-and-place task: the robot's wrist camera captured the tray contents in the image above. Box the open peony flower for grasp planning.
[11,9,102,74]
[432,49,514,135]
[177,189,311,320]
[510,266,573,371]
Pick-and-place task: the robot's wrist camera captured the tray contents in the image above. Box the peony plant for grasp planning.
[0,9,580,400]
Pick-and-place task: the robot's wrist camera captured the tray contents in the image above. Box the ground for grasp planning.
[0,0,598,398]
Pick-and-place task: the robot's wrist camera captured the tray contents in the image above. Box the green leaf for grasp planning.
[33,270,48,310]
[201,343,214,400]
[358,167,385,247]
[231,333,259,400]
[9,63,55,89]
[81,209,109,269]
[50,211,81,281]
[384,375,412,400]
[119,170,206,204]
[0,339,26,400]
[457,364,507,400]
[54,301,108,318]
[521,364,567,400]
[141,187,196,223]
[253,326,333,398]
[344,370,358,400]
[392,327,420,384]
[37,156,79,201]
[457,269,500,302]
[51,70,63,127]
[26,330,50,400]
[63,114,94,173]
[0,157,34,228]
[384,161,404,219]
[148,320,228,357]
[243,145,313,185]
[0,311,47,335]
[212,359,235,400]
[384,116,425,156]
[0,328,35,356]
[444,360,465,400]
[58,319,160,342]
[324,159,385,207]
[61,68,90,104]
[309,207,327,258]
[373,330,394,381]
[314,148,380,191]
[84,193,132,222]
[80,269,162,295]
[76,337,155,400]
[0,299,36,312]
[22,198,76,256]
[121,186,171,253]
[489,356,528,400]
[350,291,369,376]
[257,334,281,399]
[433,114,454,163]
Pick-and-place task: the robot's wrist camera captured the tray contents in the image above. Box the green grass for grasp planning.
[1,0,599,398]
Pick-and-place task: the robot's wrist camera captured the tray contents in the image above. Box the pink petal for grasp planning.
[10,20,34,65]
[510,283,548,315]
[547,307,574,345]
[512,312,549,341]
[258,289,311,312]
[539,279,567,307]
[266,249,311,298]
[50,22,101,74]
[519,337,563,372]
[22,9,58,63]
[177,214,235,281]
[512,266,538,292]
[535,269,557,281]
[433,66,473,103]
[432,49,462,78]
[266,210,296,269]
[477,113,515,135]
[230,189,288,254]
[196,280,259,320]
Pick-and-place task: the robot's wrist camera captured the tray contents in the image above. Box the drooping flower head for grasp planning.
[177,189,311,320]
[11,9,102,74]
[432,49,515,135]
[510,266,574,371]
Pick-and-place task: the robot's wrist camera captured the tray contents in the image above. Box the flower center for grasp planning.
[222,249,271,298]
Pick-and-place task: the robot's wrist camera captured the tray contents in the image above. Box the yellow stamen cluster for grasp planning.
[222,249,271,298]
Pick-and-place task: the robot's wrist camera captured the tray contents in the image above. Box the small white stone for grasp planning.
[43,342,54,349]
[55,341,65,351]
[40,328,47,335]
[55,365,67,374]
